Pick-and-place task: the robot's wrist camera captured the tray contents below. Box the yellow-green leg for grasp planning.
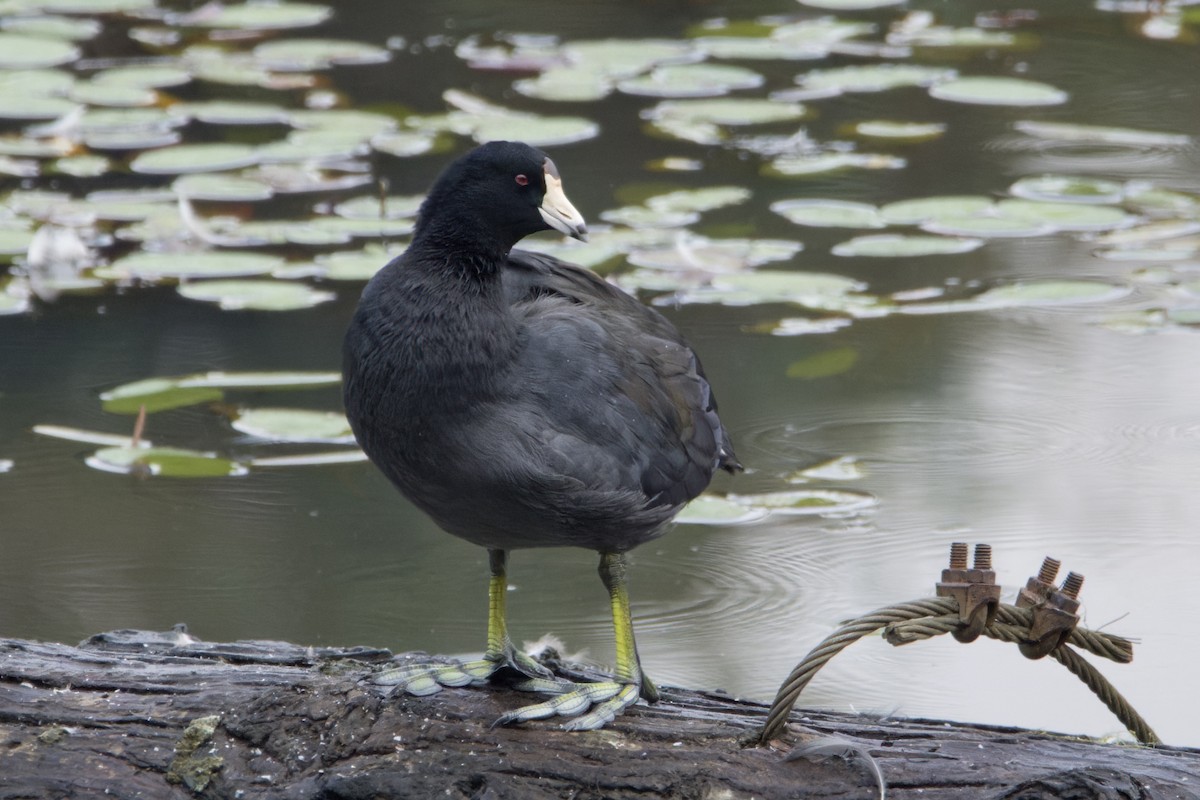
[373,549,566,696]
[493,551,654,730]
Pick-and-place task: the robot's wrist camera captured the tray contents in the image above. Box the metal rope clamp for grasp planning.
[935,542,1002,643]
[1016,557,1083,660]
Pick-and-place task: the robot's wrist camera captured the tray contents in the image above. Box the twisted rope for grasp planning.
[757,597,1156,746]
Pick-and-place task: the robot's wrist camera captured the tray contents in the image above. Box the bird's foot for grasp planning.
[372,645,566,697]
[492,673,657,731]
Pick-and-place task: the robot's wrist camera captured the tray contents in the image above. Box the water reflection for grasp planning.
[1,0,1199,749]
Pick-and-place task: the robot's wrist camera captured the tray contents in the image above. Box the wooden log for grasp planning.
[1,629,1195,799]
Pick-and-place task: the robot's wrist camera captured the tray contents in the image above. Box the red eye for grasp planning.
[515,174,529,186]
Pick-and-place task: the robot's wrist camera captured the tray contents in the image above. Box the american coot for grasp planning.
[343,141,741,730]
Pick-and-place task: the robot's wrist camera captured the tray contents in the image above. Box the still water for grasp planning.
[2,0,1199,747]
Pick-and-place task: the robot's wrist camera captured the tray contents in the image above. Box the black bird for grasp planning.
[343,141,740,729]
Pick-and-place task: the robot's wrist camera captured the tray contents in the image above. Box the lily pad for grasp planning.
[765,152,906,177]
[832,234,984,257]
[626,237,803,272]
[786,346,859,379]
[727,488,878,516]
[32,424,152,448]
[0,33,79,69]
[2,15,102,41]
[178,279,336,311]
[851,120,947,142]
[98,251,285,282]
[676,495,769,525]
[644,98,806,126]
[333,194,424,220]
[798,0,902,7]
[798,64,955,93]
[880,196,996,225]
[929,76,1068,106]
[177,371,341,390]
[173,173,275,202]
[1009,175,1125,204]
[974,280,1128,307]
[921,215,1053,238]
[177,2,332,31]
[995,199,1132,232]
[100,378,225,414]
[671,270,868,308]
[1013,120,1191,148]
[600,205,699,228]
[69,81,157,107]
[170,100,292,126]
[771,199,885,229]
[232,408,355,443]
[249,450,368,467]
[93,64,193,89]
[252,38,390,71]
[87,446,246,477]
[131,143,260,175]
[645,186,751,214]
[314,245,399,280]
[618,63,763,98]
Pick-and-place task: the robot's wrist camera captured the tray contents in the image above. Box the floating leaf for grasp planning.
[929,76,1068,106]
[1013,120,1191,148]
[371,130,438,157]
[626,237,802,272]
[69,81,157,107]
[1009,175,1125,204]
[727,488,878,516]
[645,186,751,214]
[169,100,292,126]
[1,15,102,41]
[0,33,79,69]
[880,196,995,225]
[786,346,859,379]
[100,378,224,414]
[173,173,274,202]
[995,199,1133,232]
[314,245,399,280]
[333,194,424,220]
[600,205,699,228]
[252,38,390,70]
[851,120,946,142]
[248,450,368,467]
[32,424,152,448]
[176,371,341,390]
[832,234,983,257]
[974,280,1128,307]
[889,26,1018,48]
[670,270,868,308]
[178,279,336,311]
[921,215,1052,238]
[798,64,955,93]
[798,0,902,7]
[97,251,284,282]
[131,143,260,175]
[87,446,246,477]
[765,152,905,177]
[676,495,769,525]
[93,64,192,89]
[772,199,885,229]
[178,2,332,30]
[0,91,79,120]
[232,408,355,443]
[618,63,763,98]
[644,97,806,126]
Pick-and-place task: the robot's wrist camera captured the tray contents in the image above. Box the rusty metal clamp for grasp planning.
[1015,557,1084,659]
[935,543,1002,643]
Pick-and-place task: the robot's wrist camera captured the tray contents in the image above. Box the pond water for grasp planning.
[2,0,1199,747]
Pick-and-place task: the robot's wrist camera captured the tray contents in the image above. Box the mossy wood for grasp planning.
[1,630,1195,799]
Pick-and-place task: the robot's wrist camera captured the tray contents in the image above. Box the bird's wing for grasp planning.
[499,249,739,510]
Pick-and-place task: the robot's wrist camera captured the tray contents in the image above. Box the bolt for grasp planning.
[973,543,993,570]
[1037,557,1061,586]
[1061,572,1084,599]
[949,542,969,570]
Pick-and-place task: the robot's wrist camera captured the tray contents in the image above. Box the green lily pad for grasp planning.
[514,67,614,103]
[371,130,438,158]
[169,100,292,126]
[93,64,193,89]
[100,378,225,414]
[929,76,1068,106]
[33,0,156,11]
[890,26,1018,48]
[671,270,868,308]
[995,199,1132,232]
[921,215,1053,238]
[832,234,984,257]
[314,245,399,280]
[618,63,763,98]
[974,280,1127,307]
[851,120,947,142]
[645,186,751,214]
[32,424,152,448]
[765,152,906,177]
[626,237,802,272]
[69,81,157,107]
[600,205,699,228]
[676,495,769,525]
[252,38,390,70]
[51,154,111,177]
[786,346,859,379]
[1009,175,1125,204]
[178,279,336,311]
[87,446,247,477]
[771,199,885,229]
[798,64,956,93]
[131,143,260,175]
[644,97,806,128]
[1013,120,1191,148]
[248,450,368,467]
[0,33,79,69]
[178,2,332,30]
[333,194,424,220]
[0,227,36,254]
[173,173,274,202]
[177,371,341,390]
[1,15,102,41]
[232,407,355,443]
[0,91,79,119]
[880,196,996,225]
[467,113,600,147]
[798,0,902,7]
[727,488,878,516]
[787,455,866,482]
[97,251,285,282]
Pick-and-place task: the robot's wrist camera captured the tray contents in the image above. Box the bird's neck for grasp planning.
[410,217,514,276]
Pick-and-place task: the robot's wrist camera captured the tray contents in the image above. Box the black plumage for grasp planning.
[343,141,740,728]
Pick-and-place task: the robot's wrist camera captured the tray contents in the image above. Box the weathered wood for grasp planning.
[1,630,1195,799]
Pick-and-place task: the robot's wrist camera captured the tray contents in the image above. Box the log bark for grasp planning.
[1,630,1195,800]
